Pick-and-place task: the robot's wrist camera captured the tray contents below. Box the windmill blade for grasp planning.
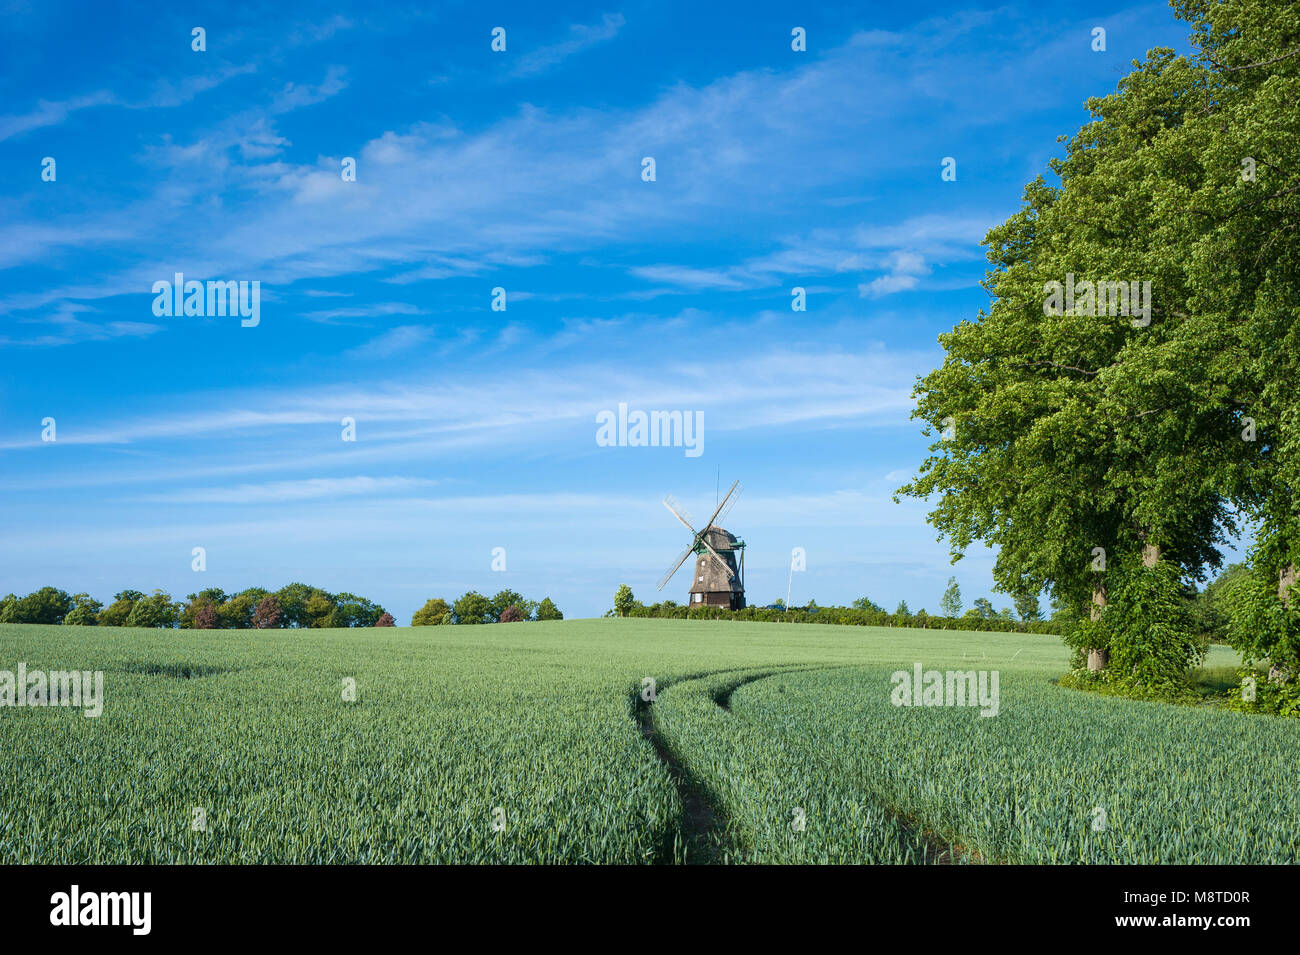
[714,482,743,527]
[657,545,695,590]
[662,495,697,534]
[701,480,739,529]
[663,494,695,528]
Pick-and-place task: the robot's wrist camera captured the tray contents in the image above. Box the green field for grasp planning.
[0,619,1294,864]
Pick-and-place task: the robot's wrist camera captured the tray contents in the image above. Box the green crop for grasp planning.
[0,619,1293,863]
[656,655,1300,863]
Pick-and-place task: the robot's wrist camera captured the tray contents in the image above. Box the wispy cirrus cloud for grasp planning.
[287,14,353,47]
[270,64,348,113]
[509,13,625,78]
[0,90,116,141]
[0,304,161,347]
[3,21,1014,327]
[627,264,753,290]
[346,324,437,359]
[141,63,259,109]
[136,475,437,504]
[303,302,425,324]
[0,341,924,453]
[0,62,263,143]
[628,214,992,295]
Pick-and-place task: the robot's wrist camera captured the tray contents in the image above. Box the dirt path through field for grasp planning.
[634,666,981,864]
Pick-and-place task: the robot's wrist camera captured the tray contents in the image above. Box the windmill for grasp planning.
[657,480,746,610]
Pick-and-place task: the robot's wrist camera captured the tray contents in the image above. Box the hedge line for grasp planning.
[622,602,1060,633]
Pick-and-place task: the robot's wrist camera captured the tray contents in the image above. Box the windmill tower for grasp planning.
[657,480,746,610]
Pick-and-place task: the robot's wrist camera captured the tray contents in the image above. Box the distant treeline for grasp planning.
[411,591,563,625]
[611,593,1059,634]
[610,580,1247,641]
[0,585,394,629]
[1,585,565,629]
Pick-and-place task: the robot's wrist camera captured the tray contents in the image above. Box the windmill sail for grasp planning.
[713,482,743,527]
[657,544,695,591]
[701,480,739,530]
[663,494,694,530]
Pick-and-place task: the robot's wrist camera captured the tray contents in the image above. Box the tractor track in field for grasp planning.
[632,669,745,864]
[632,665,842,864]
[636,709,729,863]
[634,665,982,865]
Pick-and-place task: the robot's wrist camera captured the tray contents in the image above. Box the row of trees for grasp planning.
[937,568,1242,643]
[616,583,1045,623]
[610,586,1057,633]
[938,577,1043,622]
[2,585,566,630]
[613,564,1235,641]
[0,585,394,629]
[898,0,1300,698]
[411,591,563,626]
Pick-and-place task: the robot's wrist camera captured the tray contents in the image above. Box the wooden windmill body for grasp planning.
[658,481,746,610]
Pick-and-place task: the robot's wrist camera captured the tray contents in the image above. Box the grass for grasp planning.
[1191,666,1249,698]
[0,618,1295,863]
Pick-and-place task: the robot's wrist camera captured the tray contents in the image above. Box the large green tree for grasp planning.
[899,0,1298,679]
[1187,1,1300,680]
[940,577,962,618]
[613,584,636,617]
[126,590,179,629]
[453,591,494,625]
[11,587,74,624]
[1013,590,1042,623]
[63,593,103,626]
[488,590,525,622]
[97,590,143,627]
[535,597,563,621]
[222,588,269,629]
[411,597,452,626]
[330,593,385,628]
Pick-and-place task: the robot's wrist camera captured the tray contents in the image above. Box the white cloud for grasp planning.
[0,21,1020,320]
[270,65,348,114]
[862,273,920,297]
[629,215,995,294]
[142,64,259,109]
[288,14,353,47]
[136,476,437,504]
[346,324,437,359]
[0,91,116,141]
[510,13,625,78]
[628,265,753,290]
[303,302,425,324]
[860,249,932,298]
[0,304,161,347]
[0,341,926,454]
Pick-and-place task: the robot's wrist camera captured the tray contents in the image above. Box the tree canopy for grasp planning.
[898,0,1300,685]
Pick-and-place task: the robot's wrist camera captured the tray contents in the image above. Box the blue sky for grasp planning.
[0,1,1211,621]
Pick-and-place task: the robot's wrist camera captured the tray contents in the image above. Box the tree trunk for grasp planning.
[1268,564,1298,683]
[1129,541,1163,678]
[1280,564,1296,610]
[1087,582,1108,671]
